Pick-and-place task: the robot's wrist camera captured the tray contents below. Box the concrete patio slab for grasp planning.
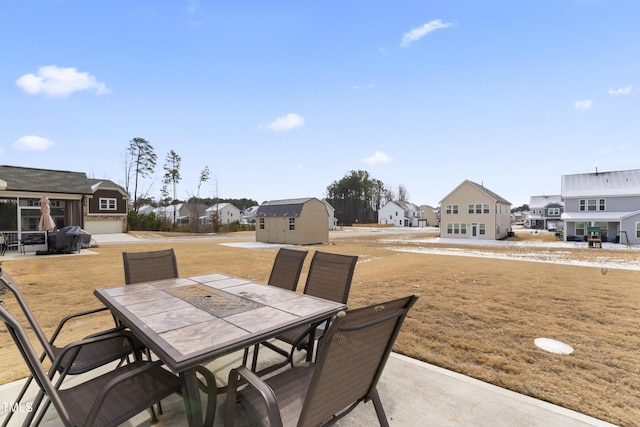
[0,348,616,427]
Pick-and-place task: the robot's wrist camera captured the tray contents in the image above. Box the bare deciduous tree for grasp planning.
[398,184,410,201]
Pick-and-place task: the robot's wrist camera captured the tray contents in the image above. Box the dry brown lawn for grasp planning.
[1,229,639,426]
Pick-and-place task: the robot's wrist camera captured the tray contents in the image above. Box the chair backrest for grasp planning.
[0,268,56,361]
[298,294,419,427]
[267,248,308,291]
[122,248,179,284]
[303,251,357,304]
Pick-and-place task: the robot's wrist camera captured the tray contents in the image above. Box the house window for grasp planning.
[447,223,453,234]
[580,199,605,211]
[483,204,490,214]
[460,223,467,234]
[636,223,640,239]
[259,218,265,230]
[289,217,295,231]
[445,205,459,214]
[468,205,474,214]
[479,224,486,235]
[548,208,560,216]
[576,222,585,235]
[453,223,460,234]
[100,198,117,210]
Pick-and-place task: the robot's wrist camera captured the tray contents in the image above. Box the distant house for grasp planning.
[154,202,208,227]
[528,195,563,230]
[255,197,328,245]
[201,203,242,225]
[138,204,155,215]
[322,199,338,230]
[561,168,640,244]
[418,205,439,227]
[511,209,527,225]
[378,201,421,227]
[85,179,128,234]
[241,206,259,224]
[439,180,512,240]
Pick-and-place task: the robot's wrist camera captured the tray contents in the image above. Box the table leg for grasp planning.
[181,369,204,427]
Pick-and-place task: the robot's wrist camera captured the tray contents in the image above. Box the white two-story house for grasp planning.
[202,203,242,225]
[378,201,421,227]
[561,169,640,244]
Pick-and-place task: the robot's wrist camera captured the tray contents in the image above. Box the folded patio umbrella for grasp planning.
[38,196,56,232]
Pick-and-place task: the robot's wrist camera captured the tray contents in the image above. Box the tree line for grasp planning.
[325,170,408,225]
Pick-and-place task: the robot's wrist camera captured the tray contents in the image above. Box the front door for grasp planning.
[471,223,478,238]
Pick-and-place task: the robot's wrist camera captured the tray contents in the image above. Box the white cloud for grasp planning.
[13,135,55,151]
[16,65,110,97]
[573,100,593,111]
[608,85,633,95]
[260,113,305,132]
[401,19,452,48]
[363,151,392,166]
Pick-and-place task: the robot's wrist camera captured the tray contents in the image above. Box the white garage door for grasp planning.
[84,221,123,234]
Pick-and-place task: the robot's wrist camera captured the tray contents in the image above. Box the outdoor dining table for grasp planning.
[93,273,346,427]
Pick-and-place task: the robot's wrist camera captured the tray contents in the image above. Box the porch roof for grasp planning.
[561,211,639,222]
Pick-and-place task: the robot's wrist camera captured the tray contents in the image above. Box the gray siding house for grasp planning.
[561,169,640,245]
[528,195,564,231]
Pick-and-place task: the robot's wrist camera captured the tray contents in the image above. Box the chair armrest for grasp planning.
[49,331,137,375]
[195,366,217,427]
[49,306,110,344]
[225,366,283,427]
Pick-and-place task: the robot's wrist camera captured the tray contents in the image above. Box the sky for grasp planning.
[1,1,639,208]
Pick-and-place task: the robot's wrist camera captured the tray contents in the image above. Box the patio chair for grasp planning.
[122,248,179,284]
[251,251,357,372]
[267,248,308,291]
[243,248,308,368]
[0,268,142,427]
[121,248,181,416]
[225,294,420,427]
[0,298,186,427]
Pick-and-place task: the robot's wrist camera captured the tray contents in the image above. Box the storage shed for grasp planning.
[255,197,329,245]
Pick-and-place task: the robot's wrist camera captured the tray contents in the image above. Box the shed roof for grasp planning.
[256,197,315,217]
[0,165,92,194]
